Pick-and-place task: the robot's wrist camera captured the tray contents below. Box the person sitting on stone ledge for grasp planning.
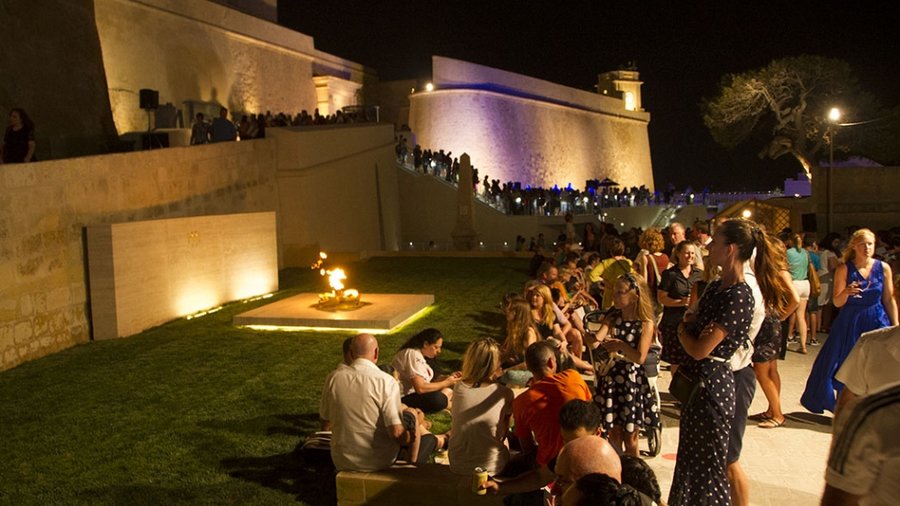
[448,337,514,476]
[391,328,461,414]
[320,333,430,472]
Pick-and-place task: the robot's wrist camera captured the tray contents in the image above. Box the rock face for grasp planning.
[0,0,119,161]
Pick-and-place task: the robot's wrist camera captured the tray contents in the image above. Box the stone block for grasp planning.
[14,320,33,344]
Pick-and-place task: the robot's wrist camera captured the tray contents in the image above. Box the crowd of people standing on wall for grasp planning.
[395,138,785,218]
[318,217,900,505]
[190,107,375,145]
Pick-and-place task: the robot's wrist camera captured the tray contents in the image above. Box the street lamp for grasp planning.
[826,107,841,234]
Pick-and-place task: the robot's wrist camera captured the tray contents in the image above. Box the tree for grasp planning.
[702,55,878,180]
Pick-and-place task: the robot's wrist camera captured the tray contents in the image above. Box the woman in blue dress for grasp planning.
[669,219,787,506]
[800,228,897,414]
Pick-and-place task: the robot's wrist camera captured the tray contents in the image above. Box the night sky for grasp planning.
[278,1,899,191]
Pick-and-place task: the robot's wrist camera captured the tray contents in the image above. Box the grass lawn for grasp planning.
[0,257,530,505]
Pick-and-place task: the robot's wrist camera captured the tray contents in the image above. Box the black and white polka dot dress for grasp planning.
[668,280,753,506]
[597,319,660,433]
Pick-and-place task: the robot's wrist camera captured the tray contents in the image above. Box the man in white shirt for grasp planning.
[319,333,412,471]
[834,325,900,416]
[822,381,900,506]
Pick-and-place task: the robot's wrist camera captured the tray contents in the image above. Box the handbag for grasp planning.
[669,367,705,406]
[808,257,821,298]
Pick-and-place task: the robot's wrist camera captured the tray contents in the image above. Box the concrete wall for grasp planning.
[94,0,373,135]
[86,212,278,340]
[270,124,401,266]
[409,57,654,191]
[810,165,900,234]
[0,139,278,371]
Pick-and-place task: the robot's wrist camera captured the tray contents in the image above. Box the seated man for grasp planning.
[559,399,603,443]
[554,435,622,498]
[319,333,418,471]
[822,382,900,505]
[482,343,592,502]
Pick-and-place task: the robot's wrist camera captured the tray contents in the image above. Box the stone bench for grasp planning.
[336,463,505,506]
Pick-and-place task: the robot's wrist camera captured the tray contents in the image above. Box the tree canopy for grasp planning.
[701,55,882,179]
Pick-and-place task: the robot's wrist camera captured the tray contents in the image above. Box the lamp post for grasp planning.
[826,107,841,234]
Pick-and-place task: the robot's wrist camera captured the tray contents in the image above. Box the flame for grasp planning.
[327,268,346,291]
[311,251,360,307]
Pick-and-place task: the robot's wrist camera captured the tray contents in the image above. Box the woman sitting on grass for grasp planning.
[500,298,539,386]
[449,338,515,476]
[391,328,462,413]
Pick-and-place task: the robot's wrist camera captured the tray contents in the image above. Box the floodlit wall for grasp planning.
[810,165,900,234]
[0,140,278,371]
[94,0,371,135]
[270,124,401,266]
[86,212,278,340]
[409,57,654,192]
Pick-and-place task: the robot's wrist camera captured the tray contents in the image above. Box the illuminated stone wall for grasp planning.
[0,140,278,371]
[409,57,654,191]
[86,212,278,340]
[94,0,371,135]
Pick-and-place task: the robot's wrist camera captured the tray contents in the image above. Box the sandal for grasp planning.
[758,418,785,429]
[748,412,772,422]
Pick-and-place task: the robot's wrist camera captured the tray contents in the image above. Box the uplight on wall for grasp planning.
[425,82,435,92]
[742,209,752,219]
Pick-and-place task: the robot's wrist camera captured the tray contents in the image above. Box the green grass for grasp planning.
[0,257,529,505]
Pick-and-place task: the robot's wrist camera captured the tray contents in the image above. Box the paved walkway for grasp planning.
[648,335,833,506]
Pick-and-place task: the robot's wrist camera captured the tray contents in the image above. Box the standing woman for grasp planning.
[669,219,779,506]
[781,233,811,353]
[817,232,842,332]
[594,273,659,456]
[449,338,515,476]
[391,328,462,413]
[1,108,36,164]
[749,237,800,428]
[800,228,898,414]
[657,241,702,378]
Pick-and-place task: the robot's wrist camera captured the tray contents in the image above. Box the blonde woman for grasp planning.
[801,228,898,414]
[525,282,592,372]
[449,338,515,476]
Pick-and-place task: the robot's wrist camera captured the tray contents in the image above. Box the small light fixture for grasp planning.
[741,209,752,219]
[425,82,434,92]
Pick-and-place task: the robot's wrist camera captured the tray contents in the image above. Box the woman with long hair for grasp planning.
[1,108,36,164]
[448,338,515,476]
[800,228,898,414]
[669,219,782,506]
[391,328,462,413]
[499,299,539,386]
[524,281,592,371]
[594,272,659,456]
[780,232,811,353]
[749,236,800,428]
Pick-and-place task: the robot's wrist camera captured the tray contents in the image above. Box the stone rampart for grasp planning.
[0,139,278,371]
[408,58,653,192]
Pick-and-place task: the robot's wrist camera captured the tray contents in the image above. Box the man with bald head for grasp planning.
[554,435,622,502]
[319,333,412,471]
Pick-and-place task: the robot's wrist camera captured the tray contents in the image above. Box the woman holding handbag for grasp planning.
[668,219,787,506]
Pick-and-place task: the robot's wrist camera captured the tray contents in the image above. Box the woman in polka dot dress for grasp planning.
[669,219,782,506]
[594,272,660,456]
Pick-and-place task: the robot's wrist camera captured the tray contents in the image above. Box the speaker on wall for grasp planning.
[139,89,159,110]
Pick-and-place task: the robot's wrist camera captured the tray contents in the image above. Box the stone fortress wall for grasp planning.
[95,0,373,135]
[408,57,654,191]
[0,140,279,372]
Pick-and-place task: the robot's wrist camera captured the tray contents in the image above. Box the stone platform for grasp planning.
[233,293,434,332]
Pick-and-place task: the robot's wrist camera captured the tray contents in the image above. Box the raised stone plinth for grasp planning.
[233,293,434,332]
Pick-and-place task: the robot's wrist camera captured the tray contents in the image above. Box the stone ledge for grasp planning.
[336,463,505,506]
